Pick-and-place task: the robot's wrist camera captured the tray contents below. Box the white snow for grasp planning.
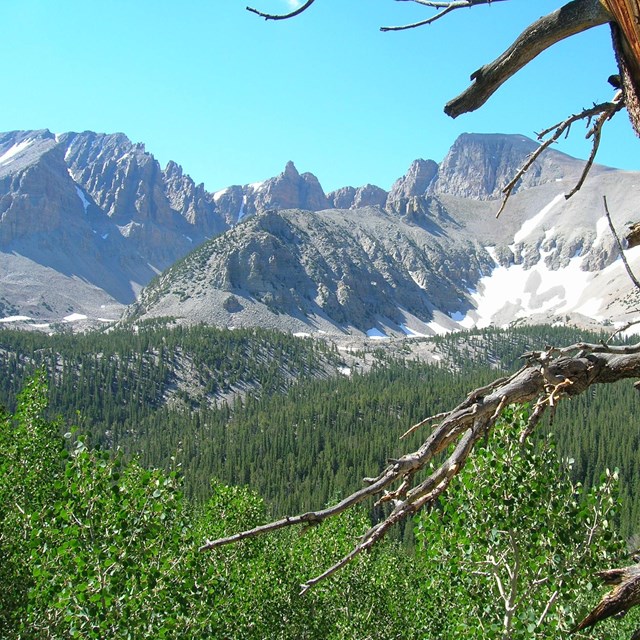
[75,186,90,213]
[366,327,388,339]
[426,321,451,336]
[401,324,428,337]
[513,193,564,244]
[237,197,247,221]
[484,246,500,265]
[248,181,265,191]
[0,315,32,323]
[102,233,109,240]
[594,215,610,245]
[338,366,352,376]
[213,187,230,202]
[64,313,88,322]
[0,139,33,166]
[449,311,465,322]
[459,250,596,329]
[408,270,427,290]
[293,331,312,338]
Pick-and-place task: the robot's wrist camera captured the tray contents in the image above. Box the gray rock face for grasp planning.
[353,184,388,209]
[1,129,635,333]
[388,158,437,201]
[129,205,493,332]
[327,186,356,209]
[327,184,389,210]
[428,133,610,200]
[0,130,232,318]
[252,161,330,213]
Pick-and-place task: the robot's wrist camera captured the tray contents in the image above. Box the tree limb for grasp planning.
[444,0,612,118]
[572,564,640,633]
[604,194,640,291]
[495,98,624,218]
[201,341,640,593]
[381,0,509,32]
[246,0,316,21]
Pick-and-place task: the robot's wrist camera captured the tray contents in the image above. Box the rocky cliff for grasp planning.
[1,128,633,333]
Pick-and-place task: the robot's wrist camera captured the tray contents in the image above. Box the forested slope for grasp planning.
[0,322,638,537]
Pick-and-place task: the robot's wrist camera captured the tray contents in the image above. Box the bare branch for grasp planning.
[381,0,509,32]
[444,0,612,118]
[495,99,624,218]
[603,194,640,291]
[247,0,316,21]
[201,342,640,591]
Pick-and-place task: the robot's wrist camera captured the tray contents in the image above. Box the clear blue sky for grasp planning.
[1,1,637,193]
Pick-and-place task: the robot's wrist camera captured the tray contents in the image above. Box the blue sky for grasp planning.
[1,1,637,193]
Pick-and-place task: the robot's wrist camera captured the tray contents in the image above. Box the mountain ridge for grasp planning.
[0,128,635,335]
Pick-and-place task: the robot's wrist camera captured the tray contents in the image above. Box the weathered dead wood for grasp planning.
[572,564,640,633]
[201,342,640,594]
[495,98,623,217]
[444,0,612,118]
[603,1,640,135]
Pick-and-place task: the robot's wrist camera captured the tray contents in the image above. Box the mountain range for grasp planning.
[1,128,639,336]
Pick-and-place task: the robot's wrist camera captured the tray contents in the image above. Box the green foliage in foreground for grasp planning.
[2,374,640,638]
[414,405,639,638]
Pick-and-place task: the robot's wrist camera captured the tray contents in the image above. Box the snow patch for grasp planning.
[484,246,500,265]
[459,250,596,328]
[338,366,352,376]
[366,327,388,339]
[75,186,90,213]
[401,324,427,337]
[408,270,427,290]
[594,215,610,245]
[513,193,564,244]
[64,313,88,322]
[213,187,230,202]
[237,197,247,221]
[0,139,33,165]
[426,321,451,336]
[0,315,32,323]
[248,181,265,191]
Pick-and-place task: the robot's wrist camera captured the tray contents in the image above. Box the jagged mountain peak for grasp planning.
[283,159,299,177]
[429,132,610,200]
[388,158,438,204]
[1,127,636,335]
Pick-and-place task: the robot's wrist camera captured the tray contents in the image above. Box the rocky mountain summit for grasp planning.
[0,128,636,335]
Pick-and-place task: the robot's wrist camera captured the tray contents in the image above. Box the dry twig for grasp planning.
[246,0,316,21]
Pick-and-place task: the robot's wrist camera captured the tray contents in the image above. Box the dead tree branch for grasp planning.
[572,564,640,633]
[381,0,510,32]
[246,0,316,21]
[444,0,612,117]
[604,194,640,290]
[495,98,624,217]
[201,341,640,594]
